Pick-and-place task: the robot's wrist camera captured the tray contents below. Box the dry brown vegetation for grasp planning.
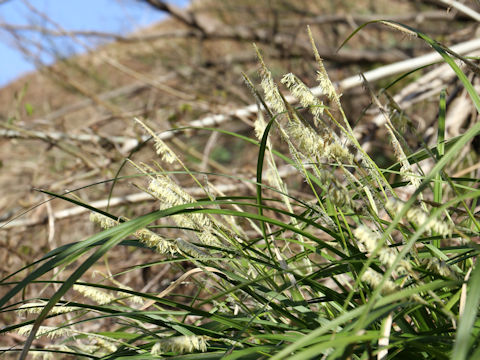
[1,0,480,355]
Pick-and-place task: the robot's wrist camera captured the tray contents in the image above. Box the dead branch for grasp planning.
[0,23,198,42]
[0,122,101,168]
[0,161,303,230]
[33,73,175,123]
[0,183,248,230]
[2,21,407,65]
[6,38,478,154]
[120,38,480,152]
[281,10,458,26]
[0,127,150,146]
[143,0,206,35]
[1,10,459,43]
[10,1,192,102]
[369,49,480,133]
[0,23,138,40]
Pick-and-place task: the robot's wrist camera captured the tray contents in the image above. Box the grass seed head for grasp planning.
[151,335,209,355]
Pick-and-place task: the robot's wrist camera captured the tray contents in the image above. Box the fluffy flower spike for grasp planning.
[134,117,176,163]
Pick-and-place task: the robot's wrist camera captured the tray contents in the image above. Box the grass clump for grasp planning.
[2,24,480,360]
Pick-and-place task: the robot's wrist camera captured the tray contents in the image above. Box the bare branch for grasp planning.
[142,0,206,35]
[5,38,479,153]
[0,183,247,229]
[122,37,480,152]
[280,10,459,26]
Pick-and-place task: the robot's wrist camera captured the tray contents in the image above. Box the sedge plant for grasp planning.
[1,23,480,360]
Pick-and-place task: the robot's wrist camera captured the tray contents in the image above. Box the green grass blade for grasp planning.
[451,264,480,360]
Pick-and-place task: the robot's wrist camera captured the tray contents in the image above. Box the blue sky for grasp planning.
[0,0,189,87]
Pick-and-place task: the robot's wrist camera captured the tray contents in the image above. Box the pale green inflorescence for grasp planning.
[17,325,74,339]
[285,120,326,157]
[148,177,219,246]
[32,345,71,360]
[361,268,398,294]
[23,330,120,359]
[286,116,352,164]
[269,74,354,208]
[91,336,118,353]
[73,284,116,305]
[307,26,341,106]
[386,124,421,190]
[327,142,353,164]
[17,325,120,356]
[256,46,286,115]
[354,225,412,275]
[17,301,81,316]
[89,212,117,229]
[254,113,267,141]
[423,258,458,279]
[89,212,175,254]
[134,228,175,254]
[134,117,176,163]
[315,67,339,104]
[386,198,454,237]
[280,73,352,164]
[261,72,286,114]
[151,335,209,355]
[256,46,355,216]
[281,73,325,116]
[109,278,144,305]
